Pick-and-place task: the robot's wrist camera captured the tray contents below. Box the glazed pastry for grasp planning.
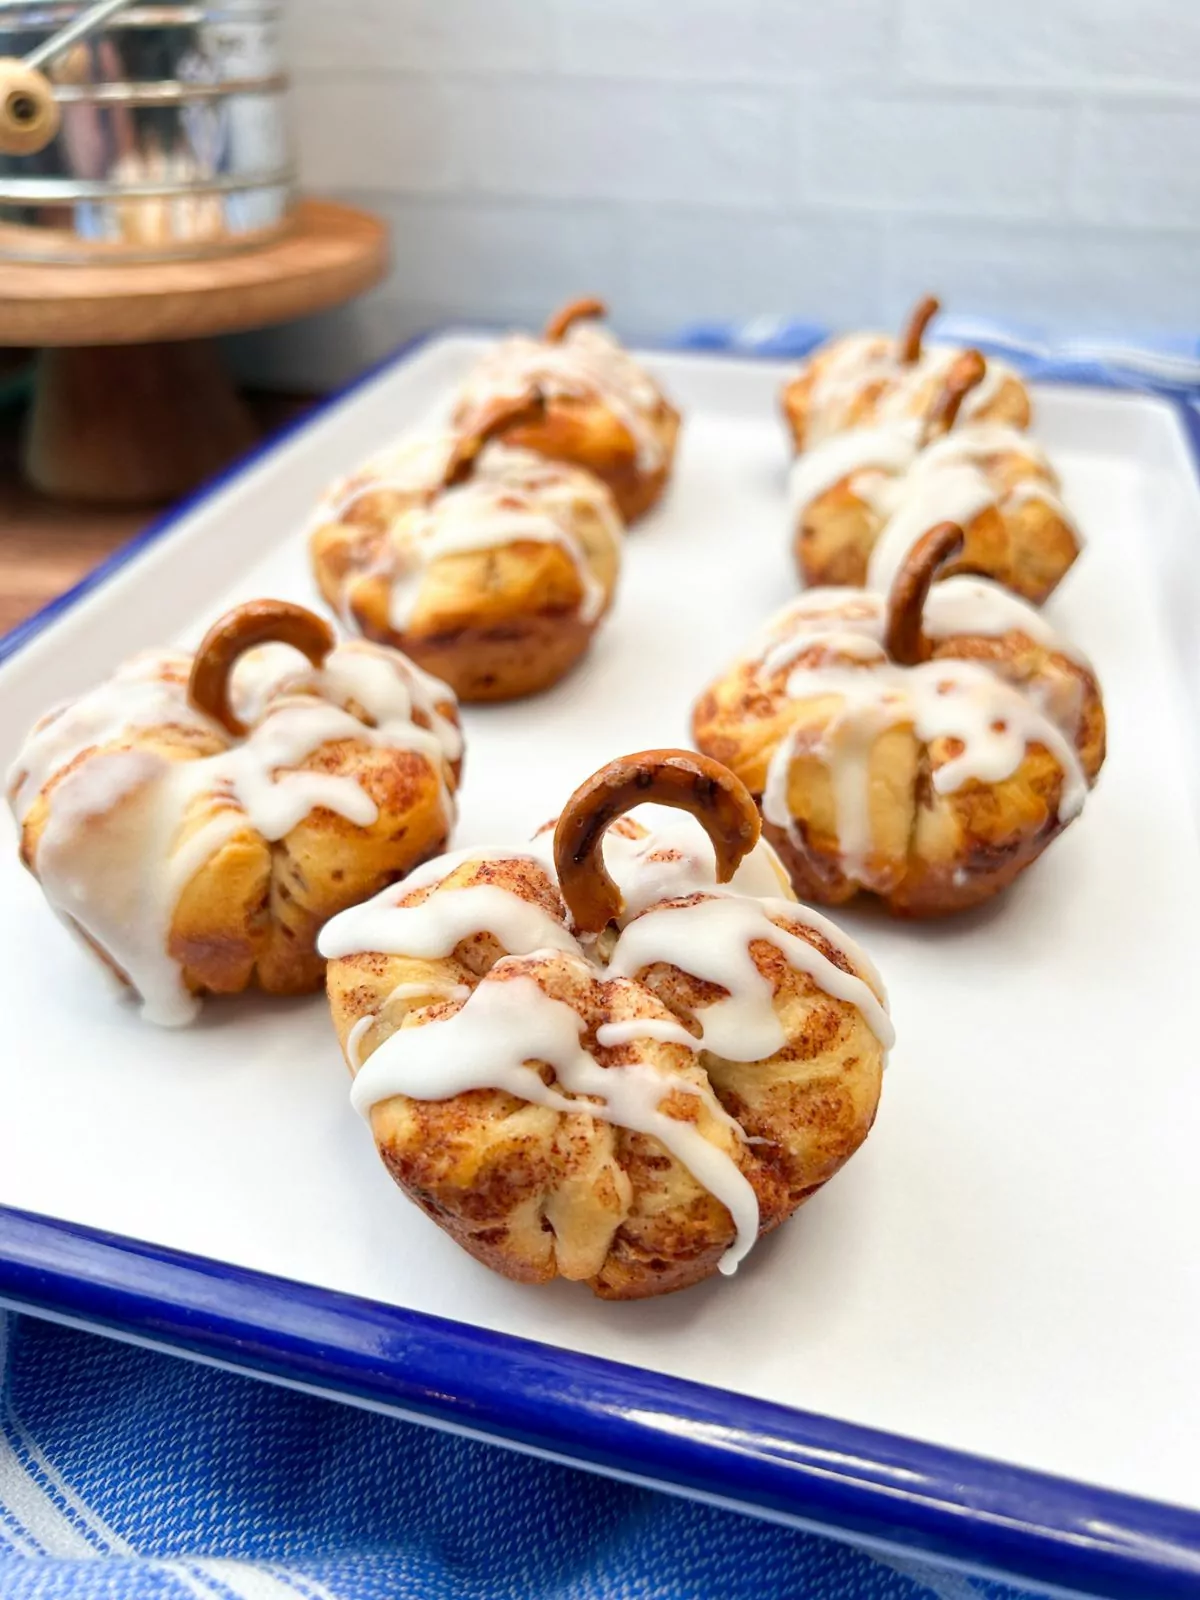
[7,600,462,1025]
[321,750,891,1300]
[310,395,623,703]
[781,295,1032,451]
[792,351,1082,602]
[449,297,681,522]
[692,524,1106,917]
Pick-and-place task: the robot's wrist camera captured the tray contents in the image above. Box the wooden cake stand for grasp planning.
[0,198,389,504]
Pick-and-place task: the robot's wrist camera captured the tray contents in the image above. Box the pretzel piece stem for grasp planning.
[898,295,940,365]
[443,391,548,488]
[924,348,987,440]
[553,748,762,933]
[188,599,335,737]
[544,296,608,343]
[884,522,965,667]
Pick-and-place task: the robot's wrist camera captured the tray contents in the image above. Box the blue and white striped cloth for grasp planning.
[0,1310,1037,1600]
[676,312,1200,400]
[9,313,1193,1600]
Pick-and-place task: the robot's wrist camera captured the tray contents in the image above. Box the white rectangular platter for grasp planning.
[2,336,1200,1598]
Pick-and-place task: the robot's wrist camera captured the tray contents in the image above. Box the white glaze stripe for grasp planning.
[10,640,460,1027]
[350,967,761,1273]
[753,585,1092,879]
[456,324,665,470]
[329,807,893,1276]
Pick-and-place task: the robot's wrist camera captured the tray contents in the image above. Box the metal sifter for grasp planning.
[0,0,294,262]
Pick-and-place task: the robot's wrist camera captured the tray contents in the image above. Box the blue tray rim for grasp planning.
[3,328,1200,1599]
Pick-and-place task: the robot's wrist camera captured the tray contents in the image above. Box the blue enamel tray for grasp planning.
[2,332,1199,1600]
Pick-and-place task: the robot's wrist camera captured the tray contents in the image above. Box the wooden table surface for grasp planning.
[0,419,140,634]
[0,392,312,636]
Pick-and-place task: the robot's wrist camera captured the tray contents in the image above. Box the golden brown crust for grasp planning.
[691,603,1105,918]
[793,452,1081,604]
[325,815,886,1299]
[377,606,596,703]
[783,360,1031,453]
[17,653,461,1008]
[486,396,679,524]
[449,301,680,523]
[780,301,1033,452]
[309,455,622,704]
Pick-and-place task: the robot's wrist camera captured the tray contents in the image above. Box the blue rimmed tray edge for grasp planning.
[3,327,1200,1600]
[2,1203,1200,1600]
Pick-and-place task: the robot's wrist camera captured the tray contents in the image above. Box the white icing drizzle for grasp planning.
[9,640,460,1027]
[320,882,578,963]
[7,652,205,821]
[321,436,622,635]
[312,430,458,528]
[455,323,666,471]
[384,978,472,1007]
[375,475,609,631]
[586,807,797,917]
[346,1014,375,1071]
[923,577,1088,662]
[758,579,1087,669]
[323,807,891,1276]
[917,423,1050,475]
[350,964,762,1274]
[789,414,1078,600]
[865,464,999,593]
[802,335,1021,446]
[751,586,1092,879]
[788,422,919,517]
[608,894,894,1057]
[594,1016,698,1049]
[864,427,1076,594]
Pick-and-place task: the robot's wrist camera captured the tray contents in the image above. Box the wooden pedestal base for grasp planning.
[0,198,390,506]
[23,341,259,506]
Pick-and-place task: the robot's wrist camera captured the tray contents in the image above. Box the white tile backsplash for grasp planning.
[285,0,554,74]
[252,0,1200,389]
[800,97,1071,219]
[294,81,468,193]
[459,82,790,207]
[622,208,886,327]
[899,0,1200,89]
[369,195,627,316]
[1070,105,1200,226]
[551,0,893,82]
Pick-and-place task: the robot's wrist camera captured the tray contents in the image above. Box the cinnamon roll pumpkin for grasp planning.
[449,297,681,522]
[7,600,462,1024]
[781,295,1032,452]
[692,525,1105,917]
[792,351,1081,602]
[321,750,891,1300]
[310,395,622,703]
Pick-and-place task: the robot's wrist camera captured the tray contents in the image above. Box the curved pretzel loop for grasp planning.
[923,348,987,441]
[442,391,548,488]
[188,599,335,738]
[898,294,940,365]
[553,748,762,933]
[884,522,965,668]
[544,296,608,343]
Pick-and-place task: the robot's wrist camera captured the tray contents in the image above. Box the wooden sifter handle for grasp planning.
[0,59,60,155]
